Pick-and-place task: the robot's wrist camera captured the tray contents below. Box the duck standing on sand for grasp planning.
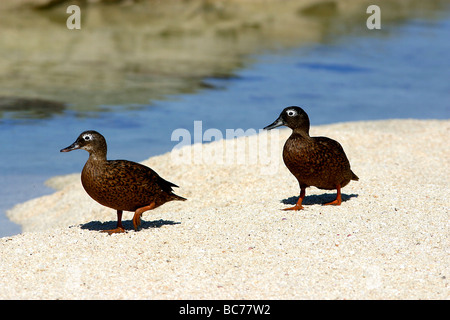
[61,130,186,234]
[264,106,358,210]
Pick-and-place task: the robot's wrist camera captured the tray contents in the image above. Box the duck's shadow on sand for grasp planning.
[282,193,358,206]
[80,219,180,232]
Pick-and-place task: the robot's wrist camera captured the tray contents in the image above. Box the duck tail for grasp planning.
[172,193,187,202]
[351,170,359,181]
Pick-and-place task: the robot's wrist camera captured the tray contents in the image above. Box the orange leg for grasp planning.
[132,202,156,231]
[323,184,342,206]
[283,185,306,211]
[102,210,126,234]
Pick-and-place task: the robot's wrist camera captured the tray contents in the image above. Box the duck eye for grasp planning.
[287,110,297,117]
[83,135,91,141]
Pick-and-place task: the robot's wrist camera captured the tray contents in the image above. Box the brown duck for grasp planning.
[264,106,358,210]
[61,130,186,234]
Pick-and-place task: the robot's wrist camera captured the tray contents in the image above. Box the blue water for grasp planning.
[1,14,449,237]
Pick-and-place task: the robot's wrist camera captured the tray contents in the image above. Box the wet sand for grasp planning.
[2,119,449,299]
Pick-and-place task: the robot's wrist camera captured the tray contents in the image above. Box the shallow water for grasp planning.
[1,7,449,237]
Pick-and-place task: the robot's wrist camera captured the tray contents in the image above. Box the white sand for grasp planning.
[1,119,449,299]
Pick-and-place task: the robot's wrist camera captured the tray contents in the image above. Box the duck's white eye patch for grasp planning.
[83,134,93,141]
[286,109,297,117]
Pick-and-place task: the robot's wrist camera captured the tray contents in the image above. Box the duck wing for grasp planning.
[105,160,180,193]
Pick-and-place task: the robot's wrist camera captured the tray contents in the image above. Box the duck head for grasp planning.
[60,130,107,157]
[264,106,310,135]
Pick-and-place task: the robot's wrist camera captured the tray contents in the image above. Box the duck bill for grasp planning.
[60,142,80,152]
[263,117,285,130]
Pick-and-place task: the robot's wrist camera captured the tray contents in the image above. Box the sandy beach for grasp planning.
[0,119,448,299]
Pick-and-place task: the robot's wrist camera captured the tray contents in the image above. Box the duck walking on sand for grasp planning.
[264,106,358,210]
[61,130,186,234]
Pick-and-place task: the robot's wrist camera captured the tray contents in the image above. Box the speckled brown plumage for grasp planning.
[61,130,186,233]
[264,106,358,210]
